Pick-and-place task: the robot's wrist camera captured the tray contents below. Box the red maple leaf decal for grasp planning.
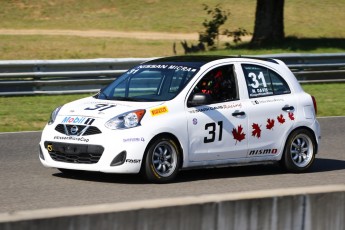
[266,118,275,130]
[232,125,246,144]
[288,112,295,120]
[252,123,261,138]
[277,114,285,124]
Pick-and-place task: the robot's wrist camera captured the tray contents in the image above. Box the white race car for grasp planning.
[39,56,320,183]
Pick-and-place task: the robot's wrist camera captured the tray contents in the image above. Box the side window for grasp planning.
[242,64,290,98]
[270,71,291,95]
[189,64,238,105]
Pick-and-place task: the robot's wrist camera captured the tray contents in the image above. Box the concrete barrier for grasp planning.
[0,185,344,230]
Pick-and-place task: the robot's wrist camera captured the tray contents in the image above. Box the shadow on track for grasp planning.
[52,158,345,184]
[312,158,345,173]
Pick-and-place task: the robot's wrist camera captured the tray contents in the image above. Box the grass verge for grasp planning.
[1,35,344,60]
[0,83,343,132]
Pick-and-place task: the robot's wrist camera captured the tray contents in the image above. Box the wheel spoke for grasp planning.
[292,154,299,160]
[292,143,299,149]
[291,150,298,154]
[296,138,301,146]
[162,164,167,173]
[298,155,303,163]
[157,146,164,155]
[157,164,162,171]
[165,161,172,168]
[301,140,306,148]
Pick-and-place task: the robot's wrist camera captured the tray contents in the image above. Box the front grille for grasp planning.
[83,126,102,136]
[44,141,104,164]
[55,124,101,136]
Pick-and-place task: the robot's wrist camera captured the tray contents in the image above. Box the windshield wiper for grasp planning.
[94,91,108,100]
[111,97,143,102]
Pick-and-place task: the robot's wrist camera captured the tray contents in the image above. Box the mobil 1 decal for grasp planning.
[62,116,95,125]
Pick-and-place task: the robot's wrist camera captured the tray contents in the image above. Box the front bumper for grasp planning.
[39,123,151,174]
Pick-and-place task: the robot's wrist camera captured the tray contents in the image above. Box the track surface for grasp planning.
[0,117,344,213]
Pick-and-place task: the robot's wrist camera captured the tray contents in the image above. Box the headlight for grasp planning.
[48,106,62,125]
[105,109,146,130]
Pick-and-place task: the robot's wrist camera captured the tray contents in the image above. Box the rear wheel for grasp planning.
[282,129,316,172]
[143,137,181,183]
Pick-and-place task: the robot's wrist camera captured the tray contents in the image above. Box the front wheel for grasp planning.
[282,129,316,173]
[143,137,181,183]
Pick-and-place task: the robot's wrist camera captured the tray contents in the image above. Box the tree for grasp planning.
[251,0,285,45]
[199,4,229,48]
[180,4,250,54]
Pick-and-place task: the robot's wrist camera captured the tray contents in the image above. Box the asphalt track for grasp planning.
[0,117,344,213]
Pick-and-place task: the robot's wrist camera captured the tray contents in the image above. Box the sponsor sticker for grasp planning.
[150,106,168,117]
[192,118,198,125]
[123,137,145,142]
[54,136,89,143]
[249,148,278,155]
[125,159,141,164]
[188,103,242,114]
[61,116,95,125]
[251,98,284,105]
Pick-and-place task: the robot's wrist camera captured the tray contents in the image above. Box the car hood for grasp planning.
[56,96,164,121]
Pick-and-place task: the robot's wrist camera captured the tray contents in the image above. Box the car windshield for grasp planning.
[97,63,199,102]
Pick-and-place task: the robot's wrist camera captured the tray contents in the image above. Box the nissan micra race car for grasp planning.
[39,56,320,183]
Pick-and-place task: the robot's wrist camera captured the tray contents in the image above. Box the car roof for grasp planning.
[145,55,279,68]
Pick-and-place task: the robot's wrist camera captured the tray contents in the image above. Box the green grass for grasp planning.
[0,1,344,59]
[0,35,344,60]
[0,35,179,59]
[1,0,344,37]
[0,93,93,132]
[301,83,345,117]
[0,83,343,132]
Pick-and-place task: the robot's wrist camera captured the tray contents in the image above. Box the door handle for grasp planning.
[232,111,246,117]
[282,106,294,111]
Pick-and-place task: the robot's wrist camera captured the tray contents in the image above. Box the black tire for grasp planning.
[282,129,316,173]
[143,137,181,183]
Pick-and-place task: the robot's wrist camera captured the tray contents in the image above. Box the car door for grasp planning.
[185,64,249,161]
[239,63,296,157]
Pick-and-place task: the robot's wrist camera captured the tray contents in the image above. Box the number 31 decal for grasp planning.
[248,72,267,88]
[204,121,223,143]
[85,104,116,111]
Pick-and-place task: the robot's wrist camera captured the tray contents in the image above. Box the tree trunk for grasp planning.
[251,0,285,45]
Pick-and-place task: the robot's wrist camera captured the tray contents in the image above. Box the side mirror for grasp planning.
[188,93,212,107]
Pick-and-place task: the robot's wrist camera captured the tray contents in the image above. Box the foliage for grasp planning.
[181,4,251,53]
[198,4,229,48]
[223,27,251,49]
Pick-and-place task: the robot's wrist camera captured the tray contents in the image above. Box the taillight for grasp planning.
[311,96,317,115]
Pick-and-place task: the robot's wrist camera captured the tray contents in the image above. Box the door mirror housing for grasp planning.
[188,93,212,107]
